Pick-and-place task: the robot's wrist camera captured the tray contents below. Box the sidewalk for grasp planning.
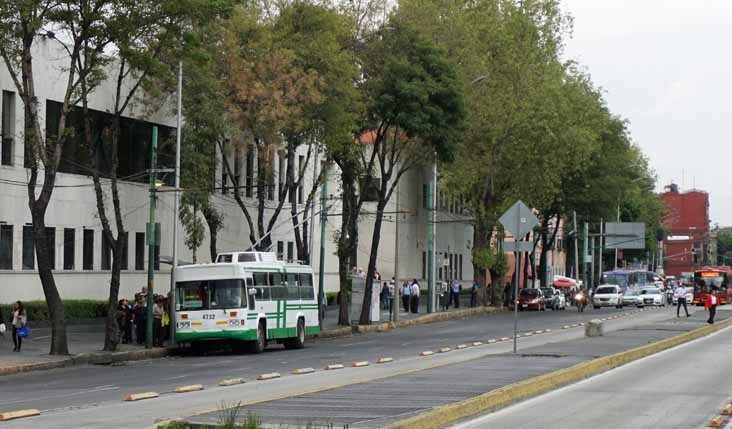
[0,302,493,376]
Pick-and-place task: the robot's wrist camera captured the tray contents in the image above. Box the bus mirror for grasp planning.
[248,288,257,296]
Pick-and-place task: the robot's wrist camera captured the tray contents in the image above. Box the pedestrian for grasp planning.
[124,299,133,344]
[674,283,689,318]
[705,286,718,324]
[387,279,395,314]
[11,301,27,352]
[410,279,420,313]
[449,279,461,309]
[504,282,511,308]
[471,281,480,307]
[133,293,147,345]
[161,297,170,342]
[380,282,389,310]
[116,299,128,344]
[153,296,164,347]
[401,281,410,313]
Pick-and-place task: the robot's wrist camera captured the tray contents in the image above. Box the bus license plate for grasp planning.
[177,321,191,329]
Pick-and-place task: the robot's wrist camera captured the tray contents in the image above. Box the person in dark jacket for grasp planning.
[133,294,147,344]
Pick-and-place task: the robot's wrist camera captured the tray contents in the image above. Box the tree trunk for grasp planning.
[360,200,387,325]
[336,163,359,326]
[204,208,220,262]
[473,217,492,306]
[104,239,124,351]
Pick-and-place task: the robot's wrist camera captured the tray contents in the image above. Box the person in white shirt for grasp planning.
[401,282,411,313]
[410,279,420,313]
[449,280,461,309]
[673,283,689,318]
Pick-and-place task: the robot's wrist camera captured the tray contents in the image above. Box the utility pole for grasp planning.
[598,219,604,286]
[615,205,620,269]
[573,211,579,288]
[427,163,436,313]
[392,176,400,322]
[146,127,158,349]
[169,61,182,346]
[583,222,589,288]
[317,163,329,329]
[590,236,595,290]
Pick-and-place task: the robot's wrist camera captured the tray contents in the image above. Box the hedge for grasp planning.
[0,300,108,323]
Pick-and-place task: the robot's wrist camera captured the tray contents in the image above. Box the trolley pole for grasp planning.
[145,127,158,349]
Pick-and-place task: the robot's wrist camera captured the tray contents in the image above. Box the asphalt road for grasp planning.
[453,311,732,429]
[0,304,688,422]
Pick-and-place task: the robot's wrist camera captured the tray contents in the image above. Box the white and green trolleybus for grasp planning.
[174,251,319,352]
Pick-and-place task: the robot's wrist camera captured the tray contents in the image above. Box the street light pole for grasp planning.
[146,126,159,349]
[169,60,182,346]
[392,175,399,322]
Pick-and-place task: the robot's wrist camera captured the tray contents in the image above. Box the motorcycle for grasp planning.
[575,291,587,313]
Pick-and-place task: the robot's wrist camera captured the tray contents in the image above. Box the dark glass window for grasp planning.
[83,229,94,270]
[277,241,284,260]
[22,225,34,270]
[63,228,75,270]
[1,90,15,166]
[101,232,111,270]
[287,242,294,262]
[44,227,55,269]
[120,231,128,270]
[135,232,145,270]
[245,148,254,198]
[0,224,12,269]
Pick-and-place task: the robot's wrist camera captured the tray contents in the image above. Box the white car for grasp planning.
[622,289,640,306]
[593,285,624,309]
[638,287,666,307]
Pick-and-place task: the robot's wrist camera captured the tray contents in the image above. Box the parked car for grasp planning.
[592,285,624,309]
[518,288,546,311]
[638,287,665,307]
[671,287,694,305]
[622,289,641,306]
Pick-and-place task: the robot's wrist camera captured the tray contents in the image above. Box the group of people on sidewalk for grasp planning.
[115,288,170,347]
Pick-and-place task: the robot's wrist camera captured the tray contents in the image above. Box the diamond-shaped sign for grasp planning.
[499,200,539,238]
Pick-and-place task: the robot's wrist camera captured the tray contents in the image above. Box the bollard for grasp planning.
[585,319,604,337]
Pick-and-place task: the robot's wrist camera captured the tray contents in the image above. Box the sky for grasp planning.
[561,0,732,226]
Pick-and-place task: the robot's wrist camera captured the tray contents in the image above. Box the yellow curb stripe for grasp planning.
[0,409,40,421]
[388,317,732,429]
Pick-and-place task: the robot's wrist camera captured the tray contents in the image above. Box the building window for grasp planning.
[120,231,128,271]
[278,155,286,202]
[22,225,34,270]
[135,232,145,270]
[63,228,75,270]
[234,146,242,193]
[101,232,111,271]
[267,150,275,201]
[0,224,12,269]
[277,241,284,260]
[287,241,294,262]
[459,254,463,280]
[45,227,55,269]
[298,155,305,204]
[245,148,254,198]
[83,229,94,270]
[1,91,15,166]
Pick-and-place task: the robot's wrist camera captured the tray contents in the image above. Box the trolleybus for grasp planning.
[174,251,319,352]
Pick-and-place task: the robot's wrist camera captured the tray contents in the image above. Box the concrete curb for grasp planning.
[389,317,732,429]
[0,347,172,377]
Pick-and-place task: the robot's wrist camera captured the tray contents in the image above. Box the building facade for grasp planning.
[661,183,712,277]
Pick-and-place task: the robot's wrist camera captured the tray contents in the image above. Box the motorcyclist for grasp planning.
[574,288,587,312]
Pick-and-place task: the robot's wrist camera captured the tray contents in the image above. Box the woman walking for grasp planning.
[11,301,27,352]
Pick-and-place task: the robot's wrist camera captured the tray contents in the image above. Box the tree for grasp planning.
[0,0,101,355]
[357,17,465,324]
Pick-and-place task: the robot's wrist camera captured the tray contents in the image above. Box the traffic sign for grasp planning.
[499,200,539,238]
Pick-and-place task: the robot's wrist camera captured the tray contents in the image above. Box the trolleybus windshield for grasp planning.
[176,279,243,311]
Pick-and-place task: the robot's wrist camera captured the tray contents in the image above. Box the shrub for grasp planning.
[0,300,108,323]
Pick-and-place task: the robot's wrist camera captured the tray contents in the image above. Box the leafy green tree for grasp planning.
[357,16,465,324]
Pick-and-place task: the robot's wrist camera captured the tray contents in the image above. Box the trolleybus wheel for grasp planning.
[285,318,305,350]
[251,321,266,354]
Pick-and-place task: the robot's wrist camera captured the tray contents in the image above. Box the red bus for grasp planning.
[692,267,732,306]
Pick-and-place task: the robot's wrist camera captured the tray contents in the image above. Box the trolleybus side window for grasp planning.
[287,273,300,300]
[300,273,315,300]
[252,272,271,301]
[246,277,255,310]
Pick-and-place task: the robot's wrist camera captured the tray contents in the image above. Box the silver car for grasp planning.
[622,289,640,306]
[638,287,666,307]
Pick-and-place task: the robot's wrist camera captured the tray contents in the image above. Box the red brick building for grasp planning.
[661,184,710,277]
